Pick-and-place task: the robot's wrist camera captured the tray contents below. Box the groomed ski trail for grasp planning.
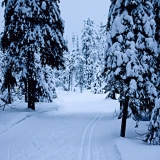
[0,90,120,160]
[79,113,104,160]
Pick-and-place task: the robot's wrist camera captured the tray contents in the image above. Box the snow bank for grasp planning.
[115,119,160,160]
[0,101,59,135]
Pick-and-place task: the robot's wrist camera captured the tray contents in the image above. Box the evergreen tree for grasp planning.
[54,37,69,91]
[1,0,67,110]
[91,23,106,94]
[74,36,84,93]
[131,0,158,116]
[56,34,78,92]
[81,18,97,89]
[143,0,160,145]
[104,0,123,99]
[104,0,158,137]
[65,33,77,91]
[106,9,142,137]
[91,62,104,94]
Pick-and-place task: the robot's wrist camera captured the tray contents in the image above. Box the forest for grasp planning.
[0,0,160,155]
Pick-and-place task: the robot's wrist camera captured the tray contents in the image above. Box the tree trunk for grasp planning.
[120,97,129,137]
[27,52,35,110]
[28,78,35,110]
[68,73,71,91]
[80,84,83,93]
[7,85,12,104]
[80,80,83,93]
[24,81,28,102]
[70,72,73,91]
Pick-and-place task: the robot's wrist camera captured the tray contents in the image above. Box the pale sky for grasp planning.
[0,0,111,49]
[59,0,110,48]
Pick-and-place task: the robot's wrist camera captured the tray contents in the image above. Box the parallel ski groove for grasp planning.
[79,113,104,160]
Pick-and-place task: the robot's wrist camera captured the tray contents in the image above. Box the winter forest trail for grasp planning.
[0,90,120,160]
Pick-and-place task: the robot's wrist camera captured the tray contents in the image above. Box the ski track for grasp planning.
[1,112,120,160]
[0,91,121,160]
[114,142,122,160]
[88,114,104,160]
[79,113,104,160]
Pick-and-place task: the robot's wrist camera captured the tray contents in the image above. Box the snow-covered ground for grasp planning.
[0,89,159,160]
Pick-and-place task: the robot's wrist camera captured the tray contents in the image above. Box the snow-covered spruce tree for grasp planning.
[57,34,78,92]
[91,50,104,94]
[104,0,145,137]
[61,50,70,91]
[91,23,106,94]
[104,0,125,99]
[81,18,97,89]
[54,37,69,91]
[65,33,77,91]
[105,0,158,137]
[74,36,85,93]
[105,0,139,100]
[1,0,67,110]
[131,0,158,116]
[91,62,104,94]
[143,0,160,145]
[104,0,127,100]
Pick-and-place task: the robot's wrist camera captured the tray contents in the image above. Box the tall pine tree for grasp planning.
[143,0,160,145]
[74,36,84,93]
[1,0,67,110]
[81,18,97,89]
[91,23,106,94]
[104,0,158,137]
[131,0,158,116]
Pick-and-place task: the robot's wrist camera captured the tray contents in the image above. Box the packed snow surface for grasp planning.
[0,89,159,160]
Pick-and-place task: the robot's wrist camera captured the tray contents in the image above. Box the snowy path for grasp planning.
[78,113,104,160]
[78,113,120,160]
[0,90,120,160]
